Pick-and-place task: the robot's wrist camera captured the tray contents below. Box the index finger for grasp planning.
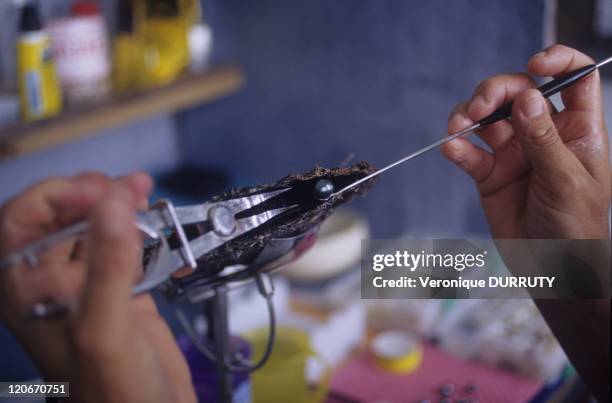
[527,45,602,114]
[74,187,139,356]
[0,172,153,255]
[0,173,112,254]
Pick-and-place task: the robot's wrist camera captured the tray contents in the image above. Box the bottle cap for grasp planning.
[370,330,423,374]
[19,3,43,32]
[116,0,134,33]
[71,1,101,16]
[146,0,179,17]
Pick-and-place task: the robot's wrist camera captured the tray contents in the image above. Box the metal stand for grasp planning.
[205,285,233,403]
[186,273,277,403]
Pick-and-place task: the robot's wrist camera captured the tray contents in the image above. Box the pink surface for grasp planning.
[328,344,542,403]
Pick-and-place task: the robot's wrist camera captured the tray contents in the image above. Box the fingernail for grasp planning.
[97,195,133,238]
[102,209,130,238]
[130,172,154,194]
[531,51,546,60]
[521,91,544,118]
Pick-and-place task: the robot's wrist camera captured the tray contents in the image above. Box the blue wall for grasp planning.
[180,0,545,237]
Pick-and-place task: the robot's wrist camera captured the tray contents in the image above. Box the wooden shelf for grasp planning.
[0,64,244,161]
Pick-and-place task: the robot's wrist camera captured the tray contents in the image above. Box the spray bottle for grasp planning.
[17,1,62,121]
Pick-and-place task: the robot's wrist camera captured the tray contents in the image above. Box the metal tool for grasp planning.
[0,162,376,312]
[0,184,321,403]
[331,56,612,198]
[0,188,297,295]
[0,167,373,403]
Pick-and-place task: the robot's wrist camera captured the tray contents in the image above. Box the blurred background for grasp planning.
[0,0,610,402]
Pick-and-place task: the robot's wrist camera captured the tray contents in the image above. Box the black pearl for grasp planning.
[314,179,334,200]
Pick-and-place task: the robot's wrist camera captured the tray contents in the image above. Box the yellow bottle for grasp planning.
[179,0,201,26]
[112,0,146,93]
[113,35,146,93]
[138,0,189,87]
[17,3,62,121]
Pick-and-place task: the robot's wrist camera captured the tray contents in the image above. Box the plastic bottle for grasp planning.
[112,0,146,93]
[49,0,111,104]
[180,0,213,71]
[139,0,190,87]
[17,1,62,121]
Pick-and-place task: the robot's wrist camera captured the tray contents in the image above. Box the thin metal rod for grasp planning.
[332,55,611,199]
[210,286,233,403]
[331,122,481,197]
[596,56,612,69]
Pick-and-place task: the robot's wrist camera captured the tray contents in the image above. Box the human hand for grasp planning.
[442,45,610,239]
[0,172,196,403]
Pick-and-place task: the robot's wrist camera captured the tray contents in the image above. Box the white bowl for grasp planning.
[282,208,370,282]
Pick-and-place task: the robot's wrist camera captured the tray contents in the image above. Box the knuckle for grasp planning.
[547,44,564,53]
[550,44,595,65]
[548,44,570,56]
[485,75,506,88]
[36,176,65,189]
[74,171,111,186]
[528,125,559,149]
[479,75,510,92]
[516,72,536,86]
[448,101,468,122]
[475,78,495,94]
[75,170,107,180]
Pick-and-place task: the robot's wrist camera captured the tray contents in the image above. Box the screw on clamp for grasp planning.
[209,205,237,237]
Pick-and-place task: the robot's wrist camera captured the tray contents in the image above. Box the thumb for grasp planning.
[512,89,578,176]
[77,186,139,342]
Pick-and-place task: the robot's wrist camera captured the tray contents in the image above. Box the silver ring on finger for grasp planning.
[25,299,70,320]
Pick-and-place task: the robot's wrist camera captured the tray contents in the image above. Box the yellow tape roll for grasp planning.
[370,331,423,374]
